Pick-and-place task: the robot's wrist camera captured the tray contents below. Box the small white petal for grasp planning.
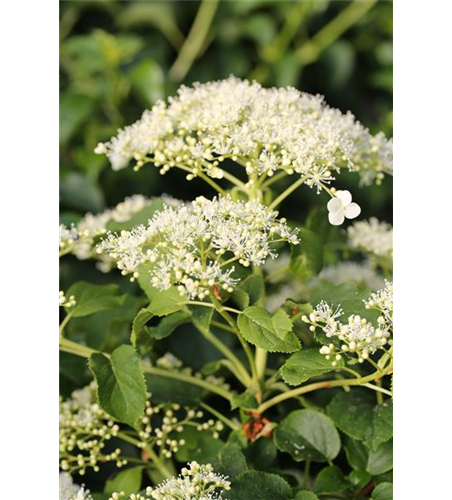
[328,210,345,226]
[327,197,342,212]
[335,190,352,206]
[344,202,361,219]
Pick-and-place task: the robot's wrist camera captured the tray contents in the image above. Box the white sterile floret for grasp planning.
[327,190,361,226]
[303,283,393,364]
[108,462,230,500]
[59,473,93,500]
[347,218,393,259]
[97,195,299,299]
[96,76,392,188]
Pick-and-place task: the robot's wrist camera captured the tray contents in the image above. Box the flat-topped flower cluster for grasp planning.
[95,76,392,189]
[60,473,93,500]
[97,195,299,299]
[347,217,393,259]
[303,281,393,364]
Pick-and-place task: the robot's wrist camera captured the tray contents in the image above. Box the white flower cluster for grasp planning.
[96,76,392,189]
[347,218,393,259]
[97,195,299,299]
[109,462,231,500]
[59,382,123,475]
[312,261,385,291]
[59,290,77,308]
[303,282,393,363]
[60,473,93,500]
[59,195,183,272]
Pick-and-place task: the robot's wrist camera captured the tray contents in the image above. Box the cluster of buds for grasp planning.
[59,290,76,308]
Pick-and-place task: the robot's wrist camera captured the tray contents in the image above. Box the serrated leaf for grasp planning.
[226,471,292,500]
[328,390,393,451]
[89,345,147,427]
[211,443,248,479]
[294,491,319,500]
[274,409,341,462]
[189,305,213,333]
[345,437,393,476]
[238,306,300,353]
[348,470,372,489]
[281,348,343,386]
[67,282,125,318]
[314,466,349,494]
[104,466,143,496]
[147,287,187,316]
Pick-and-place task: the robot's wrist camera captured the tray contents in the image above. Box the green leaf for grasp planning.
[175,426,224,463]
[328,390,393,451]
[244,437,277,469]
[237,306,300,353]
[144,374,202,405]
[149,311,191,339]
[290,227,324,280]
[211,443,248,479]
[314,466,349,494]
[310,283,380,324]
[59,92,95,145]
[371,482,393,500]
[274,409,341,462]
[231,275,264,309]
[230,391,258,410]
[89,345,147,426]
[59,172,105,213]
[294,491,319,500]
[345,438,393,476]
[348,470,372,489]
[129,59,165,106]
[280,348,343,386]
[104,466,143,496]
[147,287,187,316]
[67,282,125,318]
[226,471,292,500]
[190,305,213,333]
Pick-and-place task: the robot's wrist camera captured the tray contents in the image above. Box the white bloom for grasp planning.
[96,77,392,188]
[347,218,393,259]
[312,261,385,291]
[59,473,92,500]
[303,283,393,363]
[97,195,299,299]
[327,190,361,226]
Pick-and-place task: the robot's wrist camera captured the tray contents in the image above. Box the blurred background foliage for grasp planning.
[60,0,392,287]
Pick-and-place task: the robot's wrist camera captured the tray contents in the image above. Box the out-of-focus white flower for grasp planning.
[311,261,385,291]
[327,190,361,226]
[97,195,299,300]
[96,77,393,189]
[59,473,92,500]
[347,218,393,259]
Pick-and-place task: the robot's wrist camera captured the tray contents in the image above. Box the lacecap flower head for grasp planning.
[95,76,392,190]
[97,195,299,300]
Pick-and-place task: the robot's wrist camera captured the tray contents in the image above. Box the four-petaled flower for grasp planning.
[327,190,361,226]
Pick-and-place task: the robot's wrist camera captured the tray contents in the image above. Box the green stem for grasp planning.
[257,365,392,413]
[117,432,172,479]
[211,320,236,334]
[194,325,251,386]
[268,176,307,210]
[169,0,219,82]
[200,402,240,431]
[253,265,267,382]
[363,383,391,398]
[196,171,227,195]
[297,0,377,65]
[302,460,311,490]
[210,295,259,382]
[59,312,73,338]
